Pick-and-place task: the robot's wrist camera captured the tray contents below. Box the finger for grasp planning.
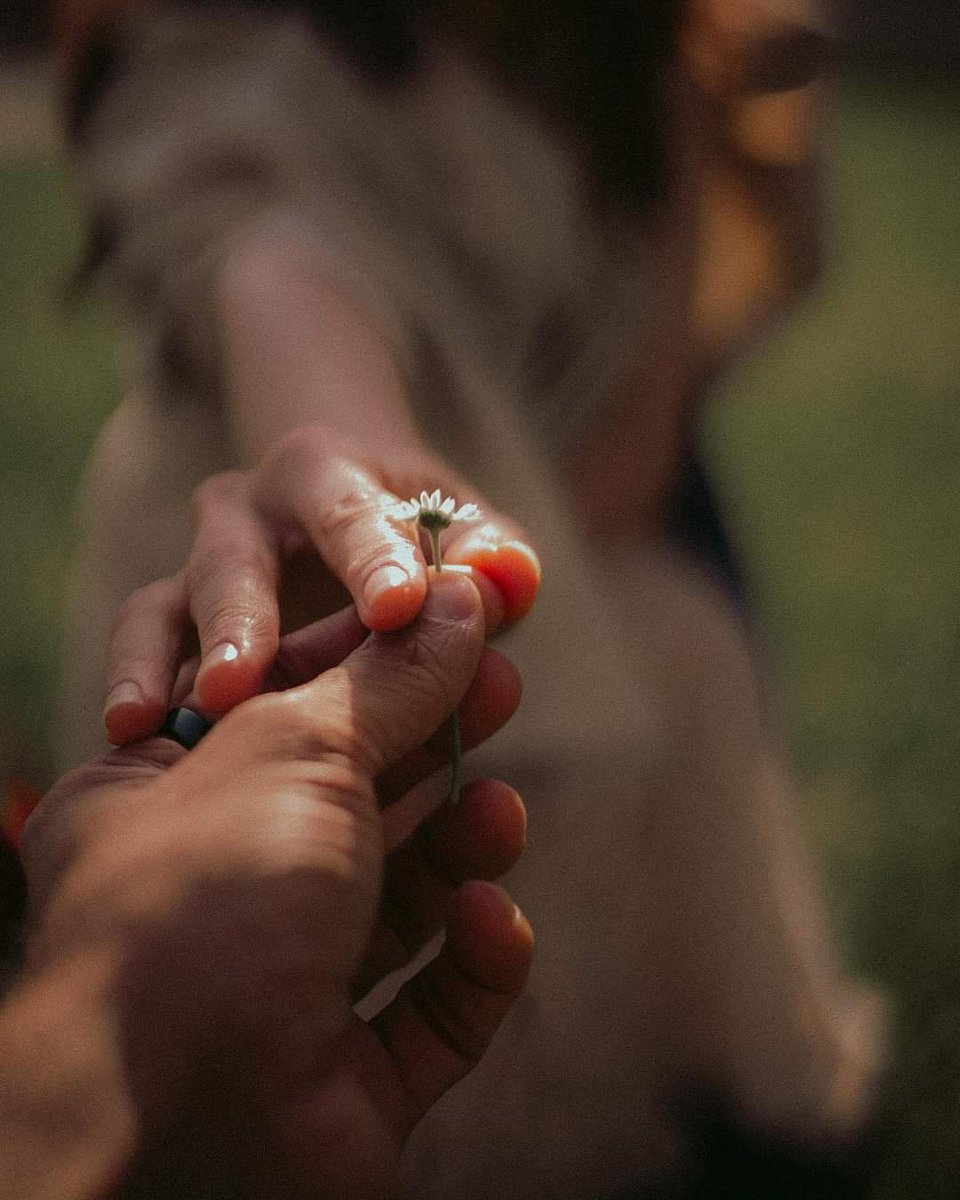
[376,645,522,810]
[372,881,533,1129]
[177,608,368,716]
[445,521,541,624]
[188,472,283,715]
[171,655,201,707]
[103,577,188,744]
[269,573,486,776]
[427,563,505,636]
[358,780,526,995]
[267,605,369,689]
[420,780,526,882]
[258,436,427,631]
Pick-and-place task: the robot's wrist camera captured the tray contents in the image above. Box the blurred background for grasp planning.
[1,3,958,1196]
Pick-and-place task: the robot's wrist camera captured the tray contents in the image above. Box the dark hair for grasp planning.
[69,0,682,209]
[301,0,683,211]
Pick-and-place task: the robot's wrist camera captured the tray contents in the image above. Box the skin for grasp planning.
[8,575,532,1200]
[101,239,542,744]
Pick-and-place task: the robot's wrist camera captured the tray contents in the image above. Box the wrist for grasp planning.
[0,945,168,1200]
[34,835,351,1118]
[218,235,419,458]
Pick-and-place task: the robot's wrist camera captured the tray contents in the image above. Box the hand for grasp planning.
[23,575,532,1198]
[103,424,540,743]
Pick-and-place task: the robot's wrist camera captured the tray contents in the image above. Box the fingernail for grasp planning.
[202,641,240,671]
[457,534,540,572]
[426,574,478,622]
[104,680,144,715]
[504,539,542,574]
[364,564,411,608]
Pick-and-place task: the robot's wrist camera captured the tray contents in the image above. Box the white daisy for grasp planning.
[395,489,480,531]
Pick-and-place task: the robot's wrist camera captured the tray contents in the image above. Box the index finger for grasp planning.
[256,434,427,631]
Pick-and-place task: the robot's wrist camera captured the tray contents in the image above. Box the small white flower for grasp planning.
[393,498,421,521]
[395,489,480,530]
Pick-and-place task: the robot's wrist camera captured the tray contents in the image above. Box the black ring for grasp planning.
[158,707,213,750]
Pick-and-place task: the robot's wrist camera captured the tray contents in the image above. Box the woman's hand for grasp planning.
[103,424,540,744]
[21,575,531,1199]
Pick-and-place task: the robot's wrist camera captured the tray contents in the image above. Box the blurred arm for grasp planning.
[0,949,168,1200]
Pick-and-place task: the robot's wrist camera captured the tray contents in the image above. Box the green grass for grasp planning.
[704,81,960,1197]
[0,157,119,779]
[1,80,960,1196]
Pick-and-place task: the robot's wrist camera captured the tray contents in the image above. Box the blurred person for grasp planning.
[55,0,882,1195]
[2,572,534,1199]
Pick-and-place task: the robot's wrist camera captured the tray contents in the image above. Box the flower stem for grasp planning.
[429,528,443,577]
[429,526,461,805]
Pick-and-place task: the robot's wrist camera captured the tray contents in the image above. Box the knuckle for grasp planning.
[240,689,373,773]
[317,486,379,544]
[397,633,459,711]
[316,490,410,583]
[194,596,276,644]
[275,423,328,463]
[189,470,249,524]
[109,576,183,640]
[347,537,399,587]
[186,531,276,607]
[263,423,332,484]
[187,546,274,601]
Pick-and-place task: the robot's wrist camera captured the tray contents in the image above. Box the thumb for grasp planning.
[276,573,486,776]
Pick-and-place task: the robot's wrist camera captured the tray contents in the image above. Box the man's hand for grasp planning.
[17,574,532,1199]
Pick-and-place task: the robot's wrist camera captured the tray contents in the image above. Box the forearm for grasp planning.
[0,950,152,1200]
[217,236,421,460]
[69,4,420,459]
